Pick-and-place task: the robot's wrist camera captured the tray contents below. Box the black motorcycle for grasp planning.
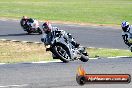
[42,34,89,63]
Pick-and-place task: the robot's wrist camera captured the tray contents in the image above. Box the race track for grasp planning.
[0,58,131,88]
[0,19,131,88]
[0,19,127,49]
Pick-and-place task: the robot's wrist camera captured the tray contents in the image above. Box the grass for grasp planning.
[0,0,132,25]
[0,40,132,63]
[0,40,52,63]
[88,48,132,58]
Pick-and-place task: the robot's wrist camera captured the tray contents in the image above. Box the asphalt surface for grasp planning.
[0,19,127,49]
[0,58,131,88]
[0,19,131,88]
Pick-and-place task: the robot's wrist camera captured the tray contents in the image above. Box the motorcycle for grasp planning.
[42,34,89,63]
[122,33,132,52]
[20,19,42,34]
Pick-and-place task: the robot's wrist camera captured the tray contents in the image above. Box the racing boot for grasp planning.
[71,41,80,48]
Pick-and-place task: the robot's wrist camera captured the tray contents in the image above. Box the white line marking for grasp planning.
[0,56,131,65]
[11,40,20,42]
[89,58,98,59]
[34,42,43,44]
[116,56,130,58]
[107,57,117,59]
[32,60,62,63]
[0,84,29,87]
[0,63,6,65]
[107,56,131,59]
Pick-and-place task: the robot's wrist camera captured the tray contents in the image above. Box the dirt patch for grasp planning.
[0,40,52,63]
[49,20,120,28]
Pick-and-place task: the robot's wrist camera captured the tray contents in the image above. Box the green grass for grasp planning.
[0,0,132,25]
[87,48,132,58]
[0,40,132,63]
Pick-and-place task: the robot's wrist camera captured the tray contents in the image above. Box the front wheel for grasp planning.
[52,44,71,63]
[26,28,32,34]
[79,54,89,62]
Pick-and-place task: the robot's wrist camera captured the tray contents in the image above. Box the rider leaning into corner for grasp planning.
[41,21,80,50]
[20,16,35,30]
[121,21,132,49]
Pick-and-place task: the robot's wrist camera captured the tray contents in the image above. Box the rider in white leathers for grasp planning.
[121,21,132,48]
[21,16,37,30]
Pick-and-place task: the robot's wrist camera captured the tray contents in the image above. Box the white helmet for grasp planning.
[121,21,130,32]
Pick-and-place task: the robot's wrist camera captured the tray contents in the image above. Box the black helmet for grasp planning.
[42,22,52,34]
[28,18,34,23]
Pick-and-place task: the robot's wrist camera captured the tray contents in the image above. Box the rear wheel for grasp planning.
[130,46,132,52]
[79,53,89,62]
[52,44,71,63]
[37,27,42,34]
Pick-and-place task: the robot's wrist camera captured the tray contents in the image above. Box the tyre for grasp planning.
[37,27,42,34]
[52,44,71,63]
[79,54,89,62]
[26,29,31,34]
[20,19,24,27]
[131,47,132,52]
[20,19,28,31]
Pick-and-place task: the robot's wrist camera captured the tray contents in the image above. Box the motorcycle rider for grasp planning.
[41,21,80,49]
[20,16,35,30]
[121,21,132,47]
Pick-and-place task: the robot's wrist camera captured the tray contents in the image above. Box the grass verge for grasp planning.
[0,40,52,63]
[0,40,132,63]
[88,48,132,58]
[0,0,132,25]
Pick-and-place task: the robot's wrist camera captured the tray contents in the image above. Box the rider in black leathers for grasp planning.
[41,22,80,50]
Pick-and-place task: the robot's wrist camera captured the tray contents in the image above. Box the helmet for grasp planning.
[121,21,130,32]
[28,18,34,23]
[42,22,52,34]
[22,16,28,19]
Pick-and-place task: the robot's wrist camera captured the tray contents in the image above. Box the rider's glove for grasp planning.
[67,33,72,39]
[41,38,44,42]
[55,31,62,37]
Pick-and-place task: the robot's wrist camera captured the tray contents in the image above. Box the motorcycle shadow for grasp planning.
[0,33,41,37]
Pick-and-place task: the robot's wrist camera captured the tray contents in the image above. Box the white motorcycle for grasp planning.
[20,19,42,34]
